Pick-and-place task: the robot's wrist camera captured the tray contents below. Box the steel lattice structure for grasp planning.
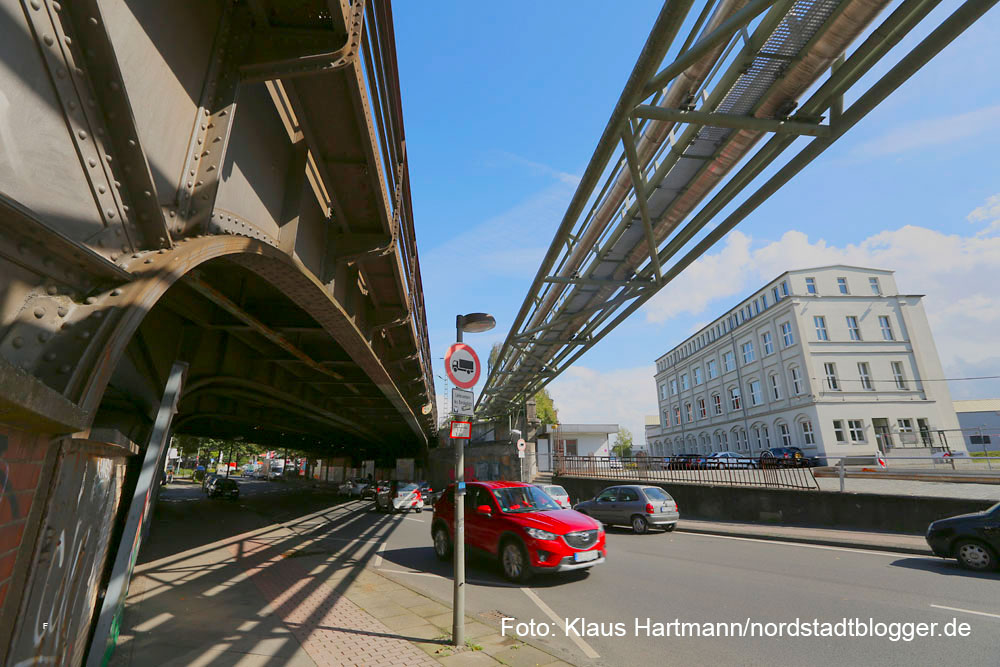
[479,0,996,416]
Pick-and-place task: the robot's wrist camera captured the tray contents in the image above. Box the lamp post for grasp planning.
[452,312,494,647]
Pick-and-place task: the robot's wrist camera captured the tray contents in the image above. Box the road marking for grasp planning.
[676,531,912,558]
[930,604,1000,620]
[374,542,386,568]
[521,587,600,659]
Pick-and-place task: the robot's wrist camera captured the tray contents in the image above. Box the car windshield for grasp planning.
[643,487,671,502]
[397,483,418,493]
[492,486,560,513]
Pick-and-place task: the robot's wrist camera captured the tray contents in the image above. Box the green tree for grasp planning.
[488,342,502,374]
[612,427,633,458]
[534,387,558,425]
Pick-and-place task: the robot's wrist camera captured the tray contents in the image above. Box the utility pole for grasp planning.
[452,323,466,648]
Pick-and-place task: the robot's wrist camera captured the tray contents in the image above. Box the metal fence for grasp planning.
[555,455,819,490]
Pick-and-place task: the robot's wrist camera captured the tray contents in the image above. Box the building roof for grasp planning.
[954,399,1000,413]
[543,424,618,434]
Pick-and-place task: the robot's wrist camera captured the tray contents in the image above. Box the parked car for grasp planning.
[534,483,571,509]
[376,481,424,513]
[431,481,605,583]
[607,457,623,470]
[339,477,370,497]
[209,477,240,499]
[667,453,704,470]
[417,481,438,506]
[362,481,382,500]
[574,485,679,534]
[759,447,811,468]
[925,501,1000,571]
[705,452,756,469]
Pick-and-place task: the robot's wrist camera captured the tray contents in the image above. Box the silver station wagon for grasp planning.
[574,485,680,534]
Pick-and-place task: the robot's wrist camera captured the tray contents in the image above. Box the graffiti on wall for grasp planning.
[8,440,128,667]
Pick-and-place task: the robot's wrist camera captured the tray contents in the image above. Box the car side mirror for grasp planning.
[476,504,492,517]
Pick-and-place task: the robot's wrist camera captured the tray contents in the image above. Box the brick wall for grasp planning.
[0,427,50,614]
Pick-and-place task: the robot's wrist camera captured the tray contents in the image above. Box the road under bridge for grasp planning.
[0,0,435,663]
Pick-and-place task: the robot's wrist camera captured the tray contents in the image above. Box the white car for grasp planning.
[705,452,756,469]
[534,483,571,509]
[376,482,424,513]
[340,478,370,497]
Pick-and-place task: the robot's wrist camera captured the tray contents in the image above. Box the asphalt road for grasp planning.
[369,501,1000,667]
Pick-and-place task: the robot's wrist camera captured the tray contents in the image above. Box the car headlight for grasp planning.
[525,528,558,540]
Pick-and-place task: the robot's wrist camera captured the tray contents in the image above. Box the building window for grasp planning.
[749,380,762,406]
[685,403,693,422]
[762,425,771,448]
[848,419,866,443]
[659,383,667,400]
[762,294,769,309]
[707,359,718,379]
[869,277,881,295]
[723,351,735,373]
[970,434,992,446]
[698,398,706,419]
[824,362,840,391]
[781,281,789,297]
[754,300,761,316]
[814,316,829,341]
[681,373,689,391]
[693,367,703,385]
[781,322,794,347]
[897,418,913,432]
[892,361,907,389]
[846,316,862,341]
[737,429,749,451]
[670,379,678,395]
[761,331,773,356]
[663,410,670,428]
[805,277,816,294]
[729,387,741,411]
[879,315,894,341]
[769,373,782,400]
[801,420,815,445]
[712,393,722,416]
[790,367,803,395]
[779,423,792,446]
[753,427,763,450]
[742,341,755,364]
[674,406,681,424]
[772,286,780,303]
[837,277,849,294]
[833,420,847,443]
[562,439,578,456]
[858,362,873,390]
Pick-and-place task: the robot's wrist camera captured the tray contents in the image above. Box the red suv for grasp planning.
[431,481,606,582]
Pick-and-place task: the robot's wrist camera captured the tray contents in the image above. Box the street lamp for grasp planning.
[451,311,494,647]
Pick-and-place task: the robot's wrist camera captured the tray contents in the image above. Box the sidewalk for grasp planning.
[110,495,572,667]
[676,518,933,555]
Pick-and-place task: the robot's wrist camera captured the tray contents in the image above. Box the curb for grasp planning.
[675,525,934,556]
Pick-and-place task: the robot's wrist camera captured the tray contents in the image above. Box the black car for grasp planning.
[926,501,1000,571]
[759,447,811,468]
[667,453,705,470]
[210,477,240,499]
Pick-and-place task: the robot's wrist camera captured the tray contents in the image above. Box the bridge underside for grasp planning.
[0,0,434,662]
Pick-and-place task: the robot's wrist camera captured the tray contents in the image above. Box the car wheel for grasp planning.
[631,515,649,535]
[416,508,422,513]
[663,523,676,532]
[955,539,997,571]
[501,540,532,583]
[433,525,452,560]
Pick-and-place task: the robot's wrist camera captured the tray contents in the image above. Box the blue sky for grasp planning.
[394,2,1000,441]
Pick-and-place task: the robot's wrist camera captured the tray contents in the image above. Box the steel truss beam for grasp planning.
[479,0,993,416]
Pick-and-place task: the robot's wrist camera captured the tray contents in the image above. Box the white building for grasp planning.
[646,266,962,461]
[536,423,618,471]
[954,399,1000,453]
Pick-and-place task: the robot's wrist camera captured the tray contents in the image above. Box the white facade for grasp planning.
[539,424,617,457]
[954,399,1000,453]
[646,266,962,461]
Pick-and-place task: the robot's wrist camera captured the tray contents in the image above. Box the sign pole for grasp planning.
[452,328,465,647]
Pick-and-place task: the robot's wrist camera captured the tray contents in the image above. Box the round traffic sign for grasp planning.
[445,343,480,389]
[516,438,526,452]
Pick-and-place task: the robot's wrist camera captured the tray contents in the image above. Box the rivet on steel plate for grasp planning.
[37,332,50,343]
[33,307,45,319]
[43,34,54,46]
[12,336,24,348]
[57,306,68,317]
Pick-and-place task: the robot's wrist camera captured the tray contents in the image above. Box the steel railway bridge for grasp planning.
[478,0,997,418]
[0,0,435,663]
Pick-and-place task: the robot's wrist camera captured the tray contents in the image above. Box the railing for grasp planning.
[555,455,819,491]
[358,0,435,410]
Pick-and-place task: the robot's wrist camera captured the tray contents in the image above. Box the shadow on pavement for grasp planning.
[889,557,1000,580]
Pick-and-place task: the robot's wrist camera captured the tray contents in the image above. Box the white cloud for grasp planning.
[852,105,1000,159]
[644,193,1000,399]
[547,365,657,450]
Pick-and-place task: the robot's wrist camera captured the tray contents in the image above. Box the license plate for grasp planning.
[661,506,669,513]
[574,550,599,563]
